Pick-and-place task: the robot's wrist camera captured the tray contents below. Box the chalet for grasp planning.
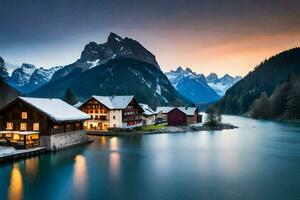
[139,103,157,125]
[167,107,199,126]
[0,97,90,150]
[156,107,174,123]
[79,95,144,130]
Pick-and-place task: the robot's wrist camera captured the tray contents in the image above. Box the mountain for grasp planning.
[165,67,220,103]
[207,73,242,96]
[214,47,300,114]
[51,32,160,81]
[25,66,62,93]
[0,56,19,79]
[5,63,62,93]
[0,57,8,78]
[0,78,20,108]
[30,33,188,107]
[31,58,186,107]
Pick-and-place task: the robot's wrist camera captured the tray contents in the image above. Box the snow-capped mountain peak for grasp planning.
[166,67,242,102]
[166,67,220,103]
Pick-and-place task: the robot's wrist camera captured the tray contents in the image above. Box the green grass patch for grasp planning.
[134,124,167,132]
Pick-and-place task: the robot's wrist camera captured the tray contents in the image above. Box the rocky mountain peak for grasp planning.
[79,32,160,69]
[175,66,184,72]
[107,32,123,43]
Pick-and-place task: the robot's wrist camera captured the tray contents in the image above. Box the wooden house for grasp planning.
[167,107,199,126]
[0,97,90,150]
[79,95,144,130]
[155,107,174,123]
[139,103,157,125]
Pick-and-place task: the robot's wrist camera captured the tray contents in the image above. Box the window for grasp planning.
[113,124,116,128]
[20,123,27,131]
[113,115,116,120]
[33,123,39,131]
[21,112,28,119]
[6,122,13,130]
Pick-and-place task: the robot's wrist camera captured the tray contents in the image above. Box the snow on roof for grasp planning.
[172,107,198,116]
[139,103,157,116]
[19,97,90,122]
[73,101,83,108]
[92,95,134,109]
[156,107,174,114]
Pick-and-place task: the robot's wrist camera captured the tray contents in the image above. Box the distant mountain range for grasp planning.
[0,32,241,107]
[214,47,300,114]
[165,67,241,104]
[0,57,62,93]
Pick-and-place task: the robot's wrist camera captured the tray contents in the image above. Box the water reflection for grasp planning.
[109,137,119,151]
[8,164,23,200]
[73,155,87,196]
[109,137,120,182]
[25,157,39,179]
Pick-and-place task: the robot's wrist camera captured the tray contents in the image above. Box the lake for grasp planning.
[0,115,300,200]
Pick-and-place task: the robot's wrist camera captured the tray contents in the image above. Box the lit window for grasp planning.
[20,123,27,131]
[21,112,28,119]
[33,123,39,131]
[6,122,13,130]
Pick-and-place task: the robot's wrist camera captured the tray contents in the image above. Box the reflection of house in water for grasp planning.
[0,97,90,150]
[8,164,23,200]
[73,154,87,196]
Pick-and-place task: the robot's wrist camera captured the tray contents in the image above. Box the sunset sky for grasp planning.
[1,0,300,76]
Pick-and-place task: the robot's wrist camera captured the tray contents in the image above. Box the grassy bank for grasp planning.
[133,124,167,132]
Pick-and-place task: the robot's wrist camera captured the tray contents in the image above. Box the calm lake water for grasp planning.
[0,115,300,200]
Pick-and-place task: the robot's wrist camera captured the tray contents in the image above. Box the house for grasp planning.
[79,95,144,130]
[0,97,90,150]
[167,107,199,126]
[73,101,83,108]
[155,107,174,123]
[139,103,157,125]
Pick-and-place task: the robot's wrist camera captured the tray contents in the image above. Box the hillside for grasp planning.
[31,58,187,107]
[0,78,20,108]
[214,47,300,114]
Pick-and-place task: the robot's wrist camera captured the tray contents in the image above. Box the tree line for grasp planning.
[250,75,300,119]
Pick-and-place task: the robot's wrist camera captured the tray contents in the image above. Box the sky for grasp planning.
[1,0,300,76]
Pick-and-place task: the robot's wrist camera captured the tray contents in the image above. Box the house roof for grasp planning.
[91,95,135,110]
[18,97,90,122]
[156,107,174,114]
[170,107,198,116]
[73,101,83,108]
[139,103,157,116]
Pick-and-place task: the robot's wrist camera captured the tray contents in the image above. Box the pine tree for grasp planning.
[63,88,77,105]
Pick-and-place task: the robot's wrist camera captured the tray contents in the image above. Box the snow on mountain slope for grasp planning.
[166,67,220,103]
[166,67,242,103]
[207,73,242,96]
[0,57,62,93]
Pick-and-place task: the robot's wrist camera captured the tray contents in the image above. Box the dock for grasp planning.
[0,147,46,162]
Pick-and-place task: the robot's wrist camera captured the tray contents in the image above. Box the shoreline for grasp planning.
[87,123,238,136]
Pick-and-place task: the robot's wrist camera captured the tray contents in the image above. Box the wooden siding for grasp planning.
[0,98,84,136]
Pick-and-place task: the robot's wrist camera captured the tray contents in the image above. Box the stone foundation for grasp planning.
[40,130,89,151]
